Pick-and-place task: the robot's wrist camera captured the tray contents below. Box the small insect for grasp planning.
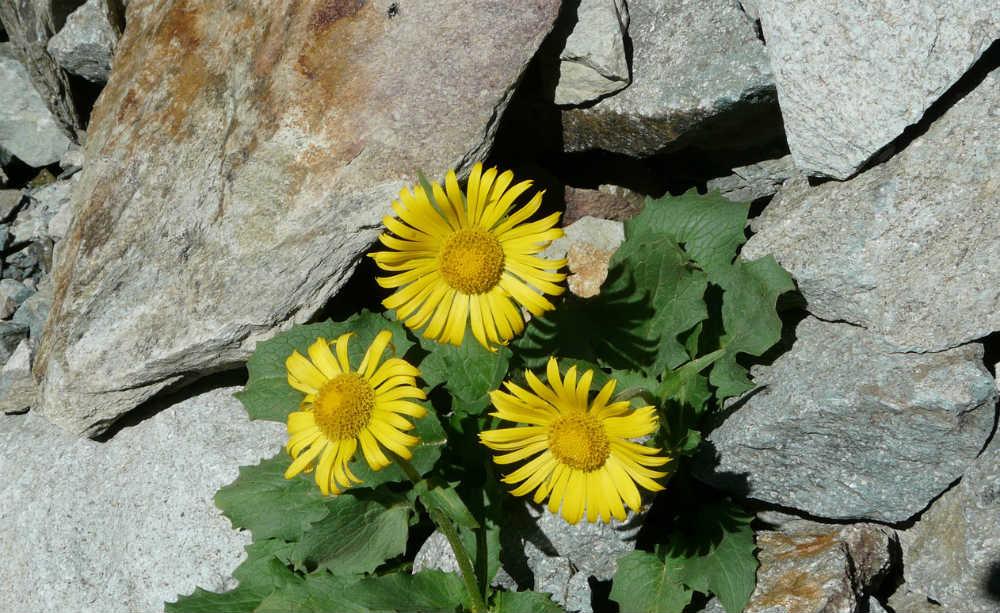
[386,2,399,18]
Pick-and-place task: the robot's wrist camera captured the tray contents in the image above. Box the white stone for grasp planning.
[0,386,285,612]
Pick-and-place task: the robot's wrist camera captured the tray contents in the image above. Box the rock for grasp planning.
[3,241,48,282]
[707,154,796,203]
[754,0,998,179]
[554,0,630,106]
[415,502,639,612]
[0,321,29,365]
[868,597,890,613]
[12,175,75,245]
[0,385,285,612]
[0,278,34,319]
[697,317,996,522]
[12,278,52,350]
[0,165,7,187]
[0,42,73,167]
[744,521,895,613]
[543,216,624,298]
[46,0,119,83]
[0,339,34,414]
[35,0,562,437]
[562,0,774,156]
[58,144,84,177]
[897,435,1000,612]
[563,184,644,224]
[743,71,1000,352]
[0,189,23,221]
[886,589,945,613]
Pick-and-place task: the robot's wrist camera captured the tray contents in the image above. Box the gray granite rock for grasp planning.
[743,521,895,613]
[0,278,34,319]
[0,339,34,413]
[13,278,52,351]
[886,589,945,613]
[707,155,796,203]
[0,189,22,221]
[554,0,630,106]
[12,175,76,245]
[868,598,890,613]
[698,317,997,522]
[755,0,998,179]
[562,0,774,156]
[543,216,624,298]
[0,385,284,613]
[0,320,28,365]
[415,502,640,612]
[744,71,1000,352]
[897,435,1000,613]
[35,0,562,437]
[0,42,72,167]
[58,144,84,177]
[46,0,119,83]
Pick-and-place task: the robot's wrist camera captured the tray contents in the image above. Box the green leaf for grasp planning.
[419,334,511,415]
[667,503,758,613]
[346,406,446,488]
[610,551,695,613]
[414,479,480,530]
[214,453,329,542]
[608,369,660,404]
[167,543,299,613]
[607,225,709,374]
[710,256,795,399]
[236,311,415,422]
[254,570,467,613]
[290,492,411,575]
[492,590,566,613]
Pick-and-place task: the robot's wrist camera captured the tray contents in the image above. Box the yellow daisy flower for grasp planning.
[284,330,427,495]
[480,358,670,524]
[369,162,567,350]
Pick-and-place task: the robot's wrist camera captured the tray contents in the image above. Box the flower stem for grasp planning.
[397,459,488,613]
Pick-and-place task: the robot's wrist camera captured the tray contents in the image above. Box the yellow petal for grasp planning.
[286,350,326,392]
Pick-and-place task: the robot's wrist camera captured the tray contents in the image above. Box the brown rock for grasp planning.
[563,184,644,224]
[34,0,561,436]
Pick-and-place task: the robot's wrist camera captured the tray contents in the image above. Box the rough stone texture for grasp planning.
[13,278,52,353]
[744,521,895,613]
[35,0,562,437]
[0,321,29,365]
[554,0,630,106]
[0,0,85,136]
[743,71,1000,352]
[0,278,34,319]
[415,503,640,612]
[0,386,285,613]
[58,144,84,176]
[0,189,22,221]
[0,42,73,167]
[886,589,945,613]
[868,598,890,613]
[12,175,76,245]
[0,339,34,414]
[563,184,644,224]
[897,435,1000,613]
[755,0,998,179]
[46,0,119,83]
[562,0,774,156]
[543,216,624,298]
[707,154,796,203]
[698,317,997,522]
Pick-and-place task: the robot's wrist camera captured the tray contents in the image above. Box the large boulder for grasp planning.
[754,0,998,178]
[0,42,72,167]
[46,0,120,83]
[697,317,996,522]
[0,386,284,612]
[561,0,776,156]
[897,433,1000,612]
[34,0,561,437]
[743,71,1000,352]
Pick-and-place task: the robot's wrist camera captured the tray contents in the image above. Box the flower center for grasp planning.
[438,228,505,295]
[548,413,610,472]
[313,373,375,441]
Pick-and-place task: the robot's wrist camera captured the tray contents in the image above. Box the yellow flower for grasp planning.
[284,330,427,495]
[479,358,670,524]
[369,162,566,350]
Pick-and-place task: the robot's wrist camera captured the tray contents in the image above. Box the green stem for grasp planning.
[397,459,488,613]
